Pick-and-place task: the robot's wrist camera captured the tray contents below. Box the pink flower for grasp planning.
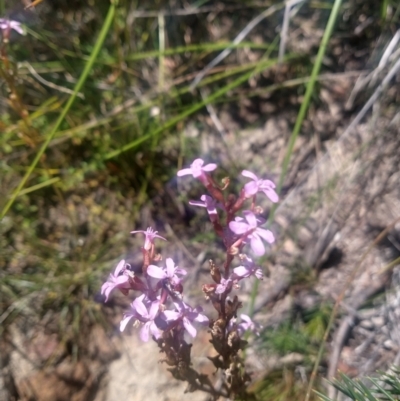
[189,194,219,222]
[233,256,263,280]
[215,277,232,294]
[120,295,161,342]
[177,158,217,181]
[242,170,279,203]
[0,18,23,35]
[101,259,131,302]
[147,258,187,285]
[237,314,261,336]
[229,211,275,256]
[164,301,209,338]
[130,227,166,251]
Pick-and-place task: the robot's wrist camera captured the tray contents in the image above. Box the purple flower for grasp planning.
[233,256,263,280]
[242,170,279,203]
[101,259,131,302]
[0,18,23,35]
[120,295,161,342]
[147,257,187,285]
[229,211,275,256]
[189,194,219,222]
[164,301,209,338]
[215,277,233,294]
[177,158,217,181]
[130,227,166,251]
[237,314,261,336]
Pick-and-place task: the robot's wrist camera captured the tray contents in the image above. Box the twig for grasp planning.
[22,62,85,99]
[278,0,304,64]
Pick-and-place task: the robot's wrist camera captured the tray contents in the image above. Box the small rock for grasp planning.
[383,339,397,350]
[371,316,385,328]
[359,319,374,330]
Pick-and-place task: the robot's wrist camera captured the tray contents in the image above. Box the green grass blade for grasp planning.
[0,1,118,220]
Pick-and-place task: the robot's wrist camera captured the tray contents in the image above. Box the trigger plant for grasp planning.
[101,159,279,400]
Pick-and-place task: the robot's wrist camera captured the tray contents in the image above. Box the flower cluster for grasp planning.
[101,159,278,399]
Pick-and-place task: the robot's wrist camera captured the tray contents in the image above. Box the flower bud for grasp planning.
[221,177,230,190]
[202,283,216,297]
[228,245,239,255]
[209,259,221,283]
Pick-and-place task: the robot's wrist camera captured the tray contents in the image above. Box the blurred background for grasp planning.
[1,0,400,400]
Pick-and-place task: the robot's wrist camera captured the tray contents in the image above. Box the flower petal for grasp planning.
[202,163,217,172]
[183,317,197,338]
[115,274,130,286]
[148,301,160,320]
[140,322,151,342]
[130,229,145,234]
[194,313,209,324]
[262,188,279,203]
[177,168,193,176]
[150,321,162,339]
[256,228,275,244]
[241,170,258,180]
[240,314,252,324]
[114,259,126,276]
[165,258,175,277]
[229,221,248,235]
[233,265,249,278]
[189,200,206,208]
[147,264,167,279]
[244,211,257,228]
[101,282,114,302]
[244,181,258,197]
[132,297,149,318]
[120,315,134,332]
[163,310,180,321]
[250,235,265,256]
[255,268,264,279]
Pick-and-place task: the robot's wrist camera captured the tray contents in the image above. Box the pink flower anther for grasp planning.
[242,170,279,203]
